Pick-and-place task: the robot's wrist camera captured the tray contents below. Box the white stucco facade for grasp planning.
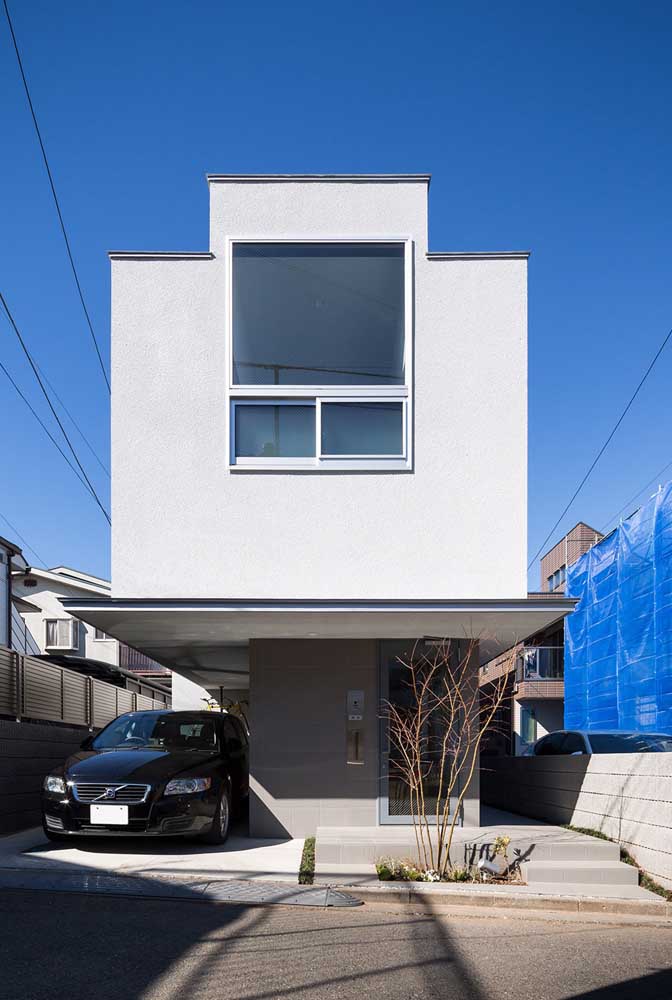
[111,177,528,601]
[13,568,119,665]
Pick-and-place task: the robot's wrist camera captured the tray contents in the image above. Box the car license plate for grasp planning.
[90,804,128,825]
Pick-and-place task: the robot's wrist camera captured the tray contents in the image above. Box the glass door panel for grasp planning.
[379,639,458,824]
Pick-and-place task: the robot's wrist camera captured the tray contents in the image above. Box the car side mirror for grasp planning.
[80,734,94,750]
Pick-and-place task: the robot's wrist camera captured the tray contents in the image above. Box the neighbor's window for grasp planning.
[46,618,78,649]
[521,706,536,745]
[229,240,410,469]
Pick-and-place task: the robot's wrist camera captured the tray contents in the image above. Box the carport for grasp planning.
[63,596,575,840]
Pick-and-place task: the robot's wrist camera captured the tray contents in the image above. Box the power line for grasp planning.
[2,0,111,394]
[0,356,97,498]
[0,509,46,566]
[600,458,672,534]
[528,324,672,571]
[35,362,110,479]
[0,291,111,524]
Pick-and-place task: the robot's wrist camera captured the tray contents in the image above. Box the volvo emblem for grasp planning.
[104,787,116,800]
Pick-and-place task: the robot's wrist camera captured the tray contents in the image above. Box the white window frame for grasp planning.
[226,236,413,471]
[93,627,113,641]
[45,618,78,650]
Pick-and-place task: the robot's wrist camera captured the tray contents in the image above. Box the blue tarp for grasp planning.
[565,480,672,731]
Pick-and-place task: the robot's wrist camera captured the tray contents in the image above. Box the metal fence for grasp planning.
[0,646,167,730]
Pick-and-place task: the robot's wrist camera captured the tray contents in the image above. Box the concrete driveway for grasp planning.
[0,824,305,881]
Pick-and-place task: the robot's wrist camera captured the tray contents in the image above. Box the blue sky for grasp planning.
[1,1,671,587]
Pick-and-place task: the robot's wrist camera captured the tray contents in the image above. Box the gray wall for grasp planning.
[249,638,380,837]
[0,719,86,834]
[249,637,480,838]
[481,753,672,889]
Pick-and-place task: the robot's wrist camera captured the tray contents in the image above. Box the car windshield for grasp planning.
[588,733,672,753]
[92,713,219,752]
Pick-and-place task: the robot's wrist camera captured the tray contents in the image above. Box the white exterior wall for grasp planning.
[171,672,213,710]
[111,179,527,600]
[513,697,565,755]
[13,579,119,666]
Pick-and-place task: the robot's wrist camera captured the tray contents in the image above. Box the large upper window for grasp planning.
[232,243,405,386]
[229,239,411,469]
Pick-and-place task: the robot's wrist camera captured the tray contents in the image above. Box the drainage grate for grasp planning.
[0,869,361,908]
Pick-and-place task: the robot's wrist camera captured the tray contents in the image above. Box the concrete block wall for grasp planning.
[0,718,87,833]
[481,753,672,889]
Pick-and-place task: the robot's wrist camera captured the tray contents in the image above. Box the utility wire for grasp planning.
[0,509,46,567]
[600,457,672,534]
[0,291,111,524]
[35,362,110,478]
[0,356,94,497]
[528,324,672,571]
[2,0,110,394]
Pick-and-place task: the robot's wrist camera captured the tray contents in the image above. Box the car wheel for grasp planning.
[201,786,231,845]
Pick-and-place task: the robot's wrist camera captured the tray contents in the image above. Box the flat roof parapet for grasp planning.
[206,173,431,184]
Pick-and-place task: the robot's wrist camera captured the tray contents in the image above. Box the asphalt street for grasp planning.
[2,890,671,1000]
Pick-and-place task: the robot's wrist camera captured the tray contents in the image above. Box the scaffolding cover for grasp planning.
[565,481,672,731]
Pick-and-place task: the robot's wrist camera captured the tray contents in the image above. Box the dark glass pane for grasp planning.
[232,243,405,385]
[321,402,403,455]
[560,732,585,754]
[588,733,672,753]
[381,640,462,819]
[234,404,315,458]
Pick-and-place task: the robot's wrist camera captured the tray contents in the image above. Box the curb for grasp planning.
[347,884,672,919]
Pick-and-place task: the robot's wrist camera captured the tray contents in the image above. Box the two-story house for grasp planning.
[65,173,573,839]
[12,565,172,698]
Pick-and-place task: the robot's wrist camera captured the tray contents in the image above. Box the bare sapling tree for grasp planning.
[383,638,514,877]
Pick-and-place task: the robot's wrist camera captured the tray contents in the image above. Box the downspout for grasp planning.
[6,553,12,650]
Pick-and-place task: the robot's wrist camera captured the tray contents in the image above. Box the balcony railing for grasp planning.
[516,646,564,683]
[119,644,170,675]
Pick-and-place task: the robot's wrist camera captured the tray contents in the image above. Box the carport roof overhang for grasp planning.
[61,597,576,688]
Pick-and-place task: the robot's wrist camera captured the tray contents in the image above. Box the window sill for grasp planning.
[230,458,411,472]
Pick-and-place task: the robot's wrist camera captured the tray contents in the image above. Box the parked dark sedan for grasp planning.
[41,710,249,843]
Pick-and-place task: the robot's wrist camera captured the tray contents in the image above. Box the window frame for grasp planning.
[45,618,78,650]
[226,236,413,471]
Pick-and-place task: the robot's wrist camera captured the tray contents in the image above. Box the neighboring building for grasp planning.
[481,521,602,754]
[565,482,672,732]
[64,173,573,838]
[0,535,40,655]
[541,521,603,594]
[12,565,171,689]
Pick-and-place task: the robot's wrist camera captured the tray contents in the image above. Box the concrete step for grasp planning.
[512,839,620,863]
[522,859,640,887]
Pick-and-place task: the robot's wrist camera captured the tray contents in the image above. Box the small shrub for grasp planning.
[444,866,473,882]
[299,836,316,885]
[376,857,460,883]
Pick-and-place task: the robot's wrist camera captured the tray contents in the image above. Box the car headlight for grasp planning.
[43,776,66,794]
[164,777,212,796]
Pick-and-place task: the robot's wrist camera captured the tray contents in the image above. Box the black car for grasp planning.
[41,710,249,843]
